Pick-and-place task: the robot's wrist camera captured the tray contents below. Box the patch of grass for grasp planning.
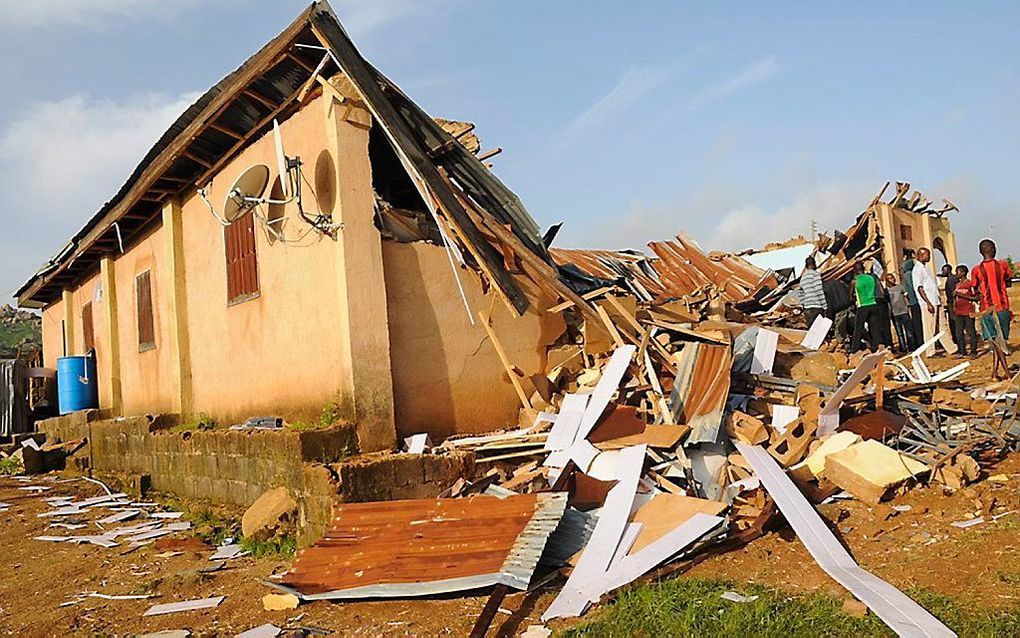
[288,397,346,431]
[0,455,23,476]
[171,412,217,433]
[240,535,297,559]
[187,507,238,546]
[907,588,1020,637]
[561,576,1020,638]
[129,577,162,596]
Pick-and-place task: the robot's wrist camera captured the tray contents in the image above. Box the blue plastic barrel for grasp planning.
[57,355,98,414]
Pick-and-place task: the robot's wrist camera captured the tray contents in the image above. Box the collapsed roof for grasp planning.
[16,1,552,315]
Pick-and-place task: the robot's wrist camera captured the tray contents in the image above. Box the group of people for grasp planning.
[797,239,1013,357]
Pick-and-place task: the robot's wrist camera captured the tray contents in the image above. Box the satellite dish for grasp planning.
[273,119,289,198]
[223,164,270,223]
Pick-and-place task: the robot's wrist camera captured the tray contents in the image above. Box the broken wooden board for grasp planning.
[823,440,929,505]
[594,425,690,451]
[629,494,727,553]
[818,351,886,435]
[802,431,862,477]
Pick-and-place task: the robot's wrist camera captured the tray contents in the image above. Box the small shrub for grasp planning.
[0,455,23,476]
[240,535,297,559]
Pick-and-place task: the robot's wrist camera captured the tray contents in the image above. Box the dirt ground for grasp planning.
[1,320,1017,637]
[0,476,558,637]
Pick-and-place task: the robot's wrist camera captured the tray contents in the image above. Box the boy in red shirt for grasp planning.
[952,264,979,357]
[970,239,1012,344]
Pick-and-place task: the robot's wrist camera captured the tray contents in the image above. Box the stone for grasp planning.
[242,487,298,541]
[262,593,299,611]
[842,597,868,618]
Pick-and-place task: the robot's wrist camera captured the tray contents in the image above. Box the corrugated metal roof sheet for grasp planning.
[553,235,766,304]
[277,492,567,600]
[0,360,30,438]
[669,343,732,444]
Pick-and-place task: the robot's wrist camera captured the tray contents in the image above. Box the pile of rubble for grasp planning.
[274,186,1018,637]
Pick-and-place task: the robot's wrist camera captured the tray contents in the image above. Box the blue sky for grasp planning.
[2,0,1019,305]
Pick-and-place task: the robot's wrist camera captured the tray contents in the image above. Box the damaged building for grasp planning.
[16,3,568,451]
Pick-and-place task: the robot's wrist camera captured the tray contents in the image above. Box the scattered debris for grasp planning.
[721,591,760,603]
[262,593,300,611]
[143,595,225,616]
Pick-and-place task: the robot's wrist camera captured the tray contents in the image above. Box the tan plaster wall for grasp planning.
[65,271,114,409]
[382,240,565,439]
[180,93,346,424]
[115,224,178,415]
[41,300,65,368]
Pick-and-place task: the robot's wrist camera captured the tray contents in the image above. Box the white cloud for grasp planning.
[0,91,199,302]
[0,91,201,220]
[561,178,875,255]
[0,0,207,29]
[555,66,668,149]
[703,179,871,251]
[679,55,779,114]
[331,0,459,38]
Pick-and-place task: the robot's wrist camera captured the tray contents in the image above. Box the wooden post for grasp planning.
[478,310,532,410]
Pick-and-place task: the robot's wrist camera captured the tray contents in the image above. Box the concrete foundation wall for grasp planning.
[37,412,471,546]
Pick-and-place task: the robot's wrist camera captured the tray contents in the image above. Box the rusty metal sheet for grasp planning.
[277,493,567,600]
[669,343,733,443]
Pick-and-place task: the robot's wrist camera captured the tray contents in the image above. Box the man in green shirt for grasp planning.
[851,261,882,352]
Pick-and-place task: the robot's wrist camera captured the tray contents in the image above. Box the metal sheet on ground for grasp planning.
[735,442,956,638]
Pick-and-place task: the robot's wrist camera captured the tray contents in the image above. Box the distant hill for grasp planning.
[0,304,41,359]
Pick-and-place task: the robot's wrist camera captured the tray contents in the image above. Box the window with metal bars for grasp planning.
[136,270,156,352]
[224,211,259,304]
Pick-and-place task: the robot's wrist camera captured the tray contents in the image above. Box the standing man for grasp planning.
[970,238,1013,346]
[914,247,958,356]
[797,256,827,329]
[941,263,961,351]
[952,264,979,357]
[902,249,922,349]
[851,262,881,352]
[885,273,912,353]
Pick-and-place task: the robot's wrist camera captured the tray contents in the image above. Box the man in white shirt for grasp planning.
[914,247,958,357]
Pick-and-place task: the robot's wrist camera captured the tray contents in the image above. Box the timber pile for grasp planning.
[428,276,1019,634]
[290,179,1017,637]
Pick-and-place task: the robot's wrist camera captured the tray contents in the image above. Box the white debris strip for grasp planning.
[143,596,226,616]
[735,442,957,638]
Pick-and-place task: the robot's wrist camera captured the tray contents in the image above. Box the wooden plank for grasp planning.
[629,494,726,553]
[478,311,531,410]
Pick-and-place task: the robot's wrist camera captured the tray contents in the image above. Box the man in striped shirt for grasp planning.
[970,239,1013,344]
[797,256,827,329]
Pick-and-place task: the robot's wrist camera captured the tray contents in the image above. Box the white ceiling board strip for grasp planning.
[573,345,636,443]
[544,393,590,451]
[542,444,646,620]
[750,329,779,375]
[583,513,724,605]
[735,442,955,638]
[818,350,886,436]
[801,316,833,350]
